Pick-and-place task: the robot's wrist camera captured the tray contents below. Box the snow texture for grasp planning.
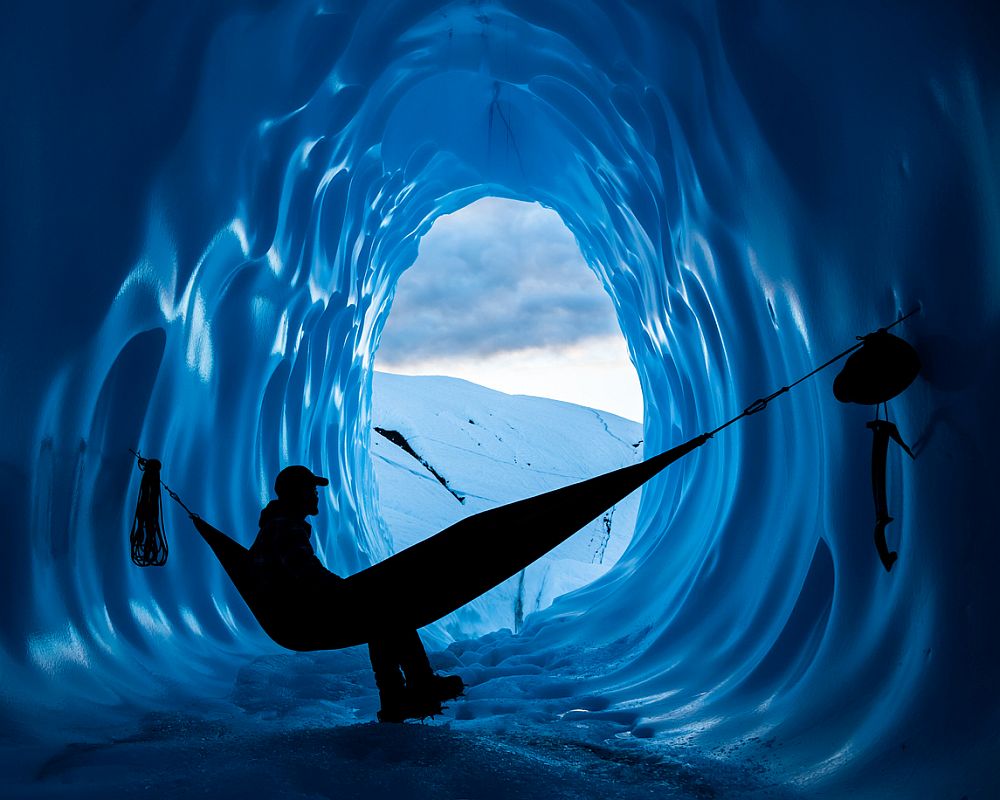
[1,2,998,798]
[371,372,642,643]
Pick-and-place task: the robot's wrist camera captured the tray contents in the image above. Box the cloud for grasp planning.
[377,198,620,364]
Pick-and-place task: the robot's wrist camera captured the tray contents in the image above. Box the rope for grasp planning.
[702,306,920,439]
[127,449,199,567]
[127,452,169,566]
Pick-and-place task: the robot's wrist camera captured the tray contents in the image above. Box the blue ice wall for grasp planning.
[2,1,998,795]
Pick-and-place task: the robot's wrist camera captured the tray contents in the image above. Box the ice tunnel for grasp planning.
[2,1,998,796]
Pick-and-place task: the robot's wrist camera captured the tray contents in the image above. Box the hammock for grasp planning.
[132,308,920,651]
[190,434,708,651]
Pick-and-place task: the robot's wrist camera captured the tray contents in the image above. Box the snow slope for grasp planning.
[370,372,643,643]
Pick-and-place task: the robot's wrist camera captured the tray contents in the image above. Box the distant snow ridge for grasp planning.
[371,372,643,644]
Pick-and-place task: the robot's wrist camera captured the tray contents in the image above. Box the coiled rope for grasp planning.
[128,449,196,567]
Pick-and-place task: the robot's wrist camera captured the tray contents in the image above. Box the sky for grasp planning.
[375,197,644,422]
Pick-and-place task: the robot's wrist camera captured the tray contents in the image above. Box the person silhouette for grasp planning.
[249,465,464,722]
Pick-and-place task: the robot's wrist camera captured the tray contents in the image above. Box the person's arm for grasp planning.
[280,524,344,586]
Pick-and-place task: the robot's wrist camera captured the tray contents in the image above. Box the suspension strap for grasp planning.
[703,307,920,439]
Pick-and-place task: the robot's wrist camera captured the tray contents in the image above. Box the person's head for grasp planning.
[274,465,329,517]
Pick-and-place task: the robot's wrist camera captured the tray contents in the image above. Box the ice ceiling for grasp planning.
[1,1,998,795]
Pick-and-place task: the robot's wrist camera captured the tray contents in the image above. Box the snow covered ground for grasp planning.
[7,635,794,800]
[11,674,792,800]
[370,371,644,644]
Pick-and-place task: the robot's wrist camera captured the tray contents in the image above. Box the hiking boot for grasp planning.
[410,673,465,704]
[376,690,444,723]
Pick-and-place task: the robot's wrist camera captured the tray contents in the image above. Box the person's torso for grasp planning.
[249,500,342,585]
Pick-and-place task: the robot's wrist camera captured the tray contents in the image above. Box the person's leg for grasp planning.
[368,637,406,703]
[394,629,465,702]
[369,630,464,721]
[394,629,434,684]
[369,631,450,722]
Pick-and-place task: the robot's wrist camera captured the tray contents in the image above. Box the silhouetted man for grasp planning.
[249,465,464,722]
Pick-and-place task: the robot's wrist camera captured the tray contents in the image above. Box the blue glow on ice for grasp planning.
[1,2,997,797]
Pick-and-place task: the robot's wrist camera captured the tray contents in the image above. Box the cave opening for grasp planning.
[365,194,646,639]
[374,195,644,422]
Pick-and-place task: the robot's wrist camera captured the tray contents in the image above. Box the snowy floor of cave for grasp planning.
[5,635,798,800]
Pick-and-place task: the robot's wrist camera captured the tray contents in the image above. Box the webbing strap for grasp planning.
[703,307,919,439]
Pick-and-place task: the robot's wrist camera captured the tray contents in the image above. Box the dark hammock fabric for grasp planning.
[192,433,710,651]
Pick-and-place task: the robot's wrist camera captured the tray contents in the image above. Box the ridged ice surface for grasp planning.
[1,2,998,796]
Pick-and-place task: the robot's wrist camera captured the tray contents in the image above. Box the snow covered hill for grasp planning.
[370,372,644,643]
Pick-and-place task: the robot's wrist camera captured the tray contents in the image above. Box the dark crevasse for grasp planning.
[1,1,998,796]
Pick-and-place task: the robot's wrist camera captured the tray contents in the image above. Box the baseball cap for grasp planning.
[274,465,329,498]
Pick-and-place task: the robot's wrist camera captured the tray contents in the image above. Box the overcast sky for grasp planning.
[376,198,644,422]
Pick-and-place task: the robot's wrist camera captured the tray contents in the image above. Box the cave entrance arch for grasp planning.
[367,195,645,640]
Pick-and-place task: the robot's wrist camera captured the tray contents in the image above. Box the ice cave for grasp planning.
[1,2,998,797]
